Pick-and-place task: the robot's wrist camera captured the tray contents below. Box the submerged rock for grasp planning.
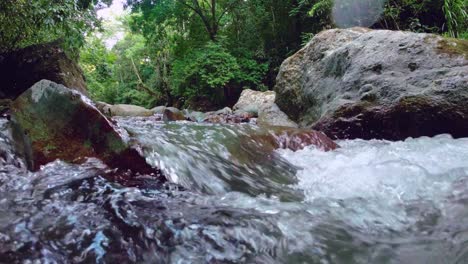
[275,28,468,140]
[243,127,338,152]
[0,41,87,100]
[10,80,160,175]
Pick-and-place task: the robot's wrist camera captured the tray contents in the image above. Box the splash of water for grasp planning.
[332,0,387,28]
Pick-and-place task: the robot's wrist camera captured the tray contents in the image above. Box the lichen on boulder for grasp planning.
[10,80,161,176]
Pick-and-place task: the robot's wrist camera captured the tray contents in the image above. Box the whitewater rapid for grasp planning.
[1,118,468,263]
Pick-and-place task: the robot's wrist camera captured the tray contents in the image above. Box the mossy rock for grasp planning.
[435,37,468,59]
[11,80,160,176]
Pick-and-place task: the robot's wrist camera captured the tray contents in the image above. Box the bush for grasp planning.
[171,42,268,105]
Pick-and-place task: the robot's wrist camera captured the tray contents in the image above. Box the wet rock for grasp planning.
[0,119,26,169]
[233,89,276,116]
[244,128,338,152]
[0,41,87,100]
[163,107,186,121]
[203,112,255,124]
[10,80,161,175]
[275,28,468,140]
[184,110,206,122]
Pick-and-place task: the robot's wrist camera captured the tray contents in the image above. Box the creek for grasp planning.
[1,117,467,263]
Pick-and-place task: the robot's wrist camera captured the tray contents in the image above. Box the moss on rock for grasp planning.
[11,80,162,177]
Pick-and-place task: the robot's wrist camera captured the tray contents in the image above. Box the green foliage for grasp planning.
[0,0,111,55]
[80,25,161,108]
[171,42,239,101]
[80,36,118,103]
[299,0,465,37]
[443,0,468,38]
[171,42,268,105]
[3,0,467,110]
[308,0,333,18]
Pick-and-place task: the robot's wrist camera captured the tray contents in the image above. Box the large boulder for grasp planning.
[275,28,468,140]
[0,41,87,100]
[10,80,160,175]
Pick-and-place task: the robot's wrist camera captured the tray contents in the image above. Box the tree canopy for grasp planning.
[1,0,466,110]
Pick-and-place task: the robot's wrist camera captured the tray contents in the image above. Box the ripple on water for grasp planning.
[1,117,468,263]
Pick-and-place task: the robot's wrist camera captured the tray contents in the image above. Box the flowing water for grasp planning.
[1,117,468,263]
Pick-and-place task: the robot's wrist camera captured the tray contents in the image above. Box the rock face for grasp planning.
[0,42,87,100]
[10,80,159,175]
[275,28,468,140]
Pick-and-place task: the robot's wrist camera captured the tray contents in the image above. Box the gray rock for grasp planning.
[215,107,233,115]
[183,110,206,122]
[166,107,181,114]
[233,89,276,115]
[96,101,153,117]
[111,104,153,117]
[151,106,167,114]
[275,27,468,140]
[95,101,112,116]
[258,104,298,128]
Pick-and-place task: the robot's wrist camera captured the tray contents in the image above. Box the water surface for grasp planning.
[1,118,467,263]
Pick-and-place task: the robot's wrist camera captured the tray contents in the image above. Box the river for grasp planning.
[1,117,467,263]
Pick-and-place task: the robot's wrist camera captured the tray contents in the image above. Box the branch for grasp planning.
[216,0,239,24]
[130,56,159,97]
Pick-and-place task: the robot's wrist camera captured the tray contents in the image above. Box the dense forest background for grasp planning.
[1,0,466,110]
